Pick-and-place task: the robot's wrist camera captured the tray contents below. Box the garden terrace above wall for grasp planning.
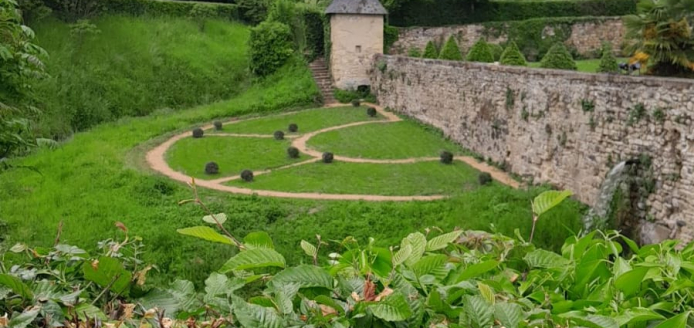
[370,54,694,244]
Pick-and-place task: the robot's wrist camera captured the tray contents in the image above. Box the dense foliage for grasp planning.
[287,146,300,158]
[384,24,399,53]
[367,107,377,117]
[598,43,619,73]
[288,123,298,132]
[273,130,284,140]
[478,172,492,185]
[205,161,219,175]
[439,36,464,61]
[214,121,223,131]
[440,151,454,164]
[240,169,254,182]
[192,128,204,138]
[322,151,334,163]
[489,43,503,61]
[249,21,294,77]
[422,41,438,59]
[540,43,577,70]
[103,0,240,20]
[466,39,495,63]
[500,42,528,66]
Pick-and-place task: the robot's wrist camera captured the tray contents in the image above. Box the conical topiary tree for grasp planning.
[466,39,494,63]
[597,42,619,73]
[499,41,527,66]
[422,41,438,59]
[439,36,463,61]
[540,43,577,70]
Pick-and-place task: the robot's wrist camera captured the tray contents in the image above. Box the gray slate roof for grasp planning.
[325,0,387,15]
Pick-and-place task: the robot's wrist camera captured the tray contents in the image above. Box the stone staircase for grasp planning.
[309,58,336,105]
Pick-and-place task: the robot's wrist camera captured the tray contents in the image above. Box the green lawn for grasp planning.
[227,161,482,195]
[307,120,464,159]
[529,58,629,72]
[210,106,383,135]
[166,137,300,179]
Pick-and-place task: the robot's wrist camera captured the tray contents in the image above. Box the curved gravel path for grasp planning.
[145,103,520,201]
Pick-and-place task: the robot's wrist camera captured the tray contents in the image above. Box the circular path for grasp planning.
[146,103,520,201]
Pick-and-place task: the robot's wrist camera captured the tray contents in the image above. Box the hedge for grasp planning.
[103,0,240,20]
[388,0,636,27]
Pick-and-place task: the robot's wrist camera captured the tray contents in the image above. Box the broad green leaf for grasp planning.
[72,303,107,321]
[653,311,690,328]
[494,302,522,328]
[615,307,665,326]
[393,244,412,266]
[0,274,33,300]
[177,226,235,245]
[401,232,427,266]
[477,282,495,304]
[273,283,300,315]
[202,213,227,225]
[369,292,413,321]
[614,267,649,296]
[219,248,286,273]
[269,265,333,289]
[532,190,572,217]
[170,279,202,312]
[463,295,493,328]
[233,296,283,328]
[613,257,632,278]
[244,231,275,249]
[204,272,244,302]
[426,230,463,251]
[8,306,40,328]
[82,256,132,295]
[457,260,499,282]
[139,288,179,317]
[559,312,618,328]
[412,254,448,277]
[300,240,317,258]
[524,249,570,268]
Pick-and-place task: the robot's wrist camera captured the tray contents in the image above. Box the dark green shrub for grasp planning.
[440,151,454,164]
[322,152,334,163]
[439,36,463,61]
[334,89,376,104]
[597,43,619,73]
[288,123,298,132]
[489,43,504,61]
[367,107,377,117]
[422,41,438,59]
[408,47,422,57]
[287,146,300,158]
[466,39,494,63]
[301,7,325,60]
[205,162,219,175]
[478,172,492,185]
[274,130,284,140]
[384,25,399,53]
[103,0,240,21]
[240,169,254,182]
[213,121,223,131]
[249,21,294,77]
[540,43,577,70]
[192,128,204,138]
[351,99,360,107]
[500,42,527,66]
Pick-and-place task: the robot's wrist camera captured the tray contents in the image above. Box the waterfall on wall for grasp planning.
[583,161,631,231]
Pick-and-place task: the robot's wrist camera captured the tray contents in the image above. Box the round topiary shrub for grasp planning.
[240,169,254,182]
[205,162,219,175]
[288,123,298,132]
[213,121,223,131]
[466,39,494,63]
[192,128,204,138]
[500,42,527,66]
[287,146,300,158]
[440,151,454,164]
[322,152,334,163]
[367,107,377,117]
[351,99,360,107]
[274,130,284,140]
[478,172,493,185]
[540,43,577,70]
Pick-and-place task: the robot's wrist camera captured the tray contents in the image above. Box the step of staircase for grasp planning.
[309,59,335,105]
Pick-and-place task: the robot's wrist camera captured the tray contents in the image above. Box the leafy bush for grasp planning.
[367,107,377,117]
[440,150,454,164]
[351,99,360,107]
[103,0,240,21]
[597,42,619,73]
[287,146,300,158]
[384,24,399,53]
[438,36,463,61]
[322,152,334,163]
[540,43,577,70]
[478,172,492,185]
[422,40,438,59]
[192,127,204,138]
[213,121,223,130]
[489,43,504,61]
[205,161,219,174]
[288,123,298,132]
[500,41,527,66]
[273,130,284,140]
[188,3,216,31]
[249,21,294,77]
[408,47,422,57]
[334,87,376,104]
[240,169,254,181]
[301,7,325,61]
[466,39,494,63]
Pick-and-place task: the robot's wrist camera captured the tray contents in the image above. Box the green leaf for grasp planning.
[463,295,493,328]
[457,260,499,282]
[233,296,283,328]
[204,272,244,302]
[369,292,413,321]
[300,240,317,258]
[393,244,412,266]
[202,213,227,225]
[170,279,202,313]
[614,307,665,326]
[425,230,463,251]
[72,303,107,321]
[269,265,333,289]
[559,312,618,328]
[653,311,690,328]
[139,288,179,317]
[614,267,649,296]
[477,282,495,304]
[412,254,448,277]
[8,306,40,328]
[82,256,132,295]
[219,248,286,273]
[244,231,275,249]
[0,274,33,300]
[524,249,570,268]
[494,302,522,328]
[177,226,235,245]
[272,283,300,315]
[532,190,572,217]
[401,232,426,266]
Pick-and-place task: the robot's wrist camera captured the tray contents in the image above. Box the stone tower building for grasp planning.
[325,0,387,89]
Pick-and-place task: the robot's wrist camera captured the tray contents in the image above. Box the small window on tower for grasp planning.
[355,45,362,53]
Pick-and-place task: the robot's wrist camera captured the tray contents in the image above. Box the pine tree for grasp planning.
[439,36,463,61]
[597,43,619,73]
[540,43,577,70]
[465,39,494,63]
[499,42,527,66]
[422,41,438,59]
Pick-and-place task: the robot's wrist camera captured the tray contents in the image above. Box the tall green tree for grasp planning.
[422,40,438,59]
[439,36,463,61]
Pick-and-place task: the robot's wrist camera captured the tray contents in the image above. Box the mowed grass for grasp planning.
[528,58,630,72]
[166,137,300,179]
[210,106,383,135]
[227,160,482,195]
[307,120,464,159]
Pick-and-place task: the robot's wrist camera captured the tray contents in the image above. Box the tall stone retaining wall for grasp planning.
[371,55,694,244]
